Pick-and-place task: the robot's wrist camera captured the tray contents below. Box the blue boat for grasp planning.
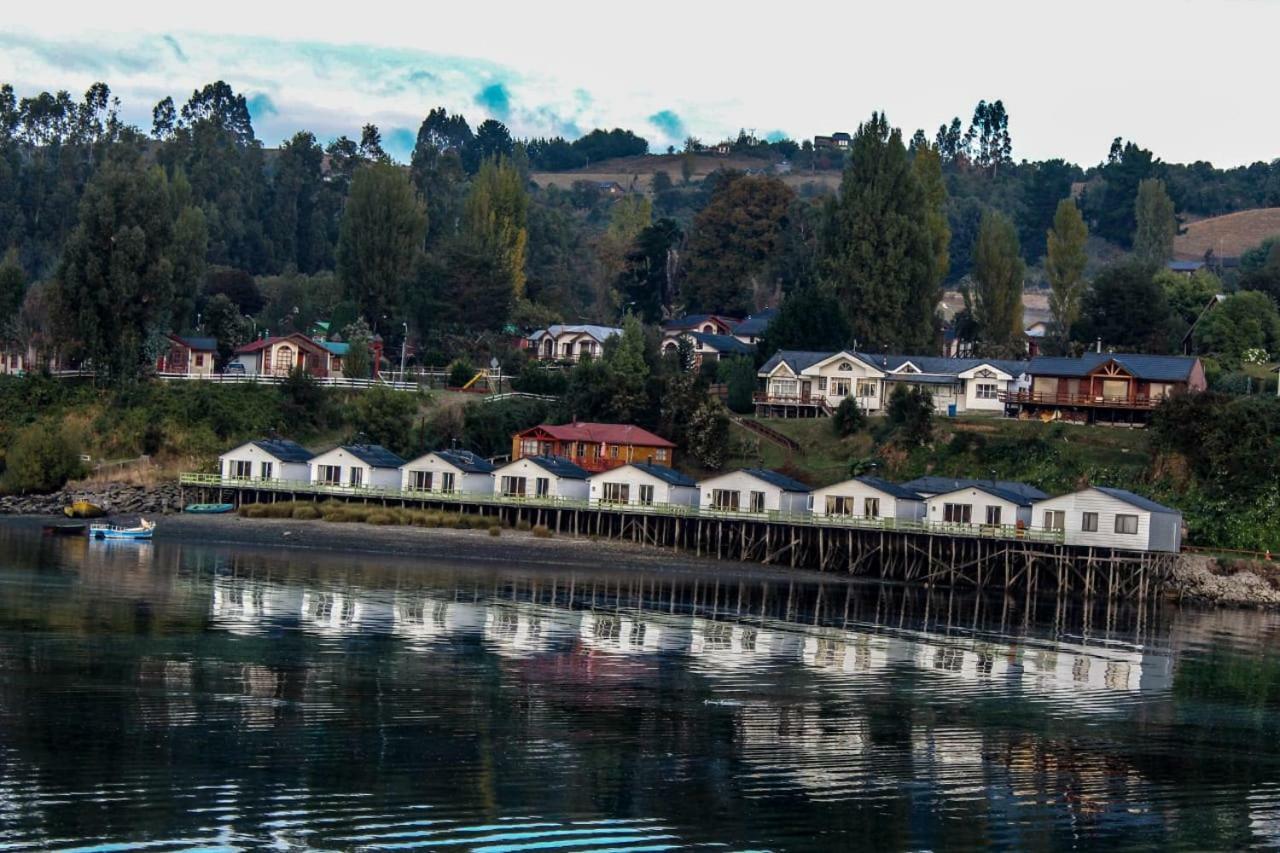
[90,519,155,541]
[185,503,235,514]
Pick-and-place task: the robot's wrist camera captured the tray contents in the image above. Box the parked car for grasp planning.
[221,362,246,375]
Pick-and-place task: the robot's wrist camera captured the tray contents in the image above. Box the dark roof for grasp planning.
[900,476,1048,502]
[883,372,958,386]
[1027,353,1199,382]
[861,353,1030,378]
[1167,260,1205,272]
[251,438,314,463]
[854,476,924,501]
[925,482,1037,506]
[1092,486,1178,514]
[734,307,778,336]
[758,350,837,375]
[342,444,406,469]
[434,449,496,474]
[662,314,739,332]
[172,335,217,351]
[688,332,754,354]
[520,455,590,480]
[626,461,697,487]
[742,467,810,492]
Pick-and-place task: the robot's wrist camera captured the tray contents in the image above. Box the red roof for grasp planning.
[235,333,329,356]
[518,422,675,448]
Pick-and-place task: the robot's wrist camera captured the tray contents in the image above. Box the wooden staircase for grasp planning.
[729,415,800,452]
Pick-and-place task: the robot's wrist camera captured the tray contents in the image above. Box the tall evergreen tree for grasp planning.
[971,210,1025,353]
[912,142,951,287]
[460,157,528,300]
[1133,177,1176,268]
[1045,199,1089,350]
[336,161,427,333]
[819,113,936,350]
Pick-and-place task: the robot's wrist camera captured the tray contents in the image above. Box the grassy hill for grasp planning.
[1174,207,1280,259]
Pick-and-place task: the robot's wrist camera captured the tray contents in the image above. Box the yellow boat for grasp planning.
[64,501,106,519]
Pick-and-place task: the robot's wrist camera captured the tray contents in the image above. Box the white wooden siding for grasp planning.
[490,458,589,501]
[809,479,925,521]
[218,442,310,482]
[696,471,809,514]
[587,466,698,507]
[924,487,1031,528]
[400,453,493,495]
[1032,489,1180,552]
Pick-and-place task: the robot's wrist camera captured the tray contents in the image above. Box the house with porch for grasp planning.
[511,422,675,472]
[526,324,621,362]
[923,483,1035,530]
[754,350,1029,418]
[697,468,810,514]
[156,334,217,376]
[218,438,314,481]
[0,344,62,376]
[308,444,405,489]
[491,455,590,501]
[1005,353,1206,424]
[399,449,495,495]
[1031,486,1182,552]
[809,476,925,521]
[587,462,698,508]
[660,331,754,366]
[662,314,740,336]
[232,333,359,379]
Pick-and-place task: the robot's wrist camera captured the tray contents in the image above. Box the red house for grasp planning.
[511,422,675,472]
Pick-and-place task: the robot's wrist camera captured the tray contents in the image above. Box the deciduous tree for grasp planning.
[971,210,1025,353]
[1045,199,1088,349]
[1133,177,1176,268]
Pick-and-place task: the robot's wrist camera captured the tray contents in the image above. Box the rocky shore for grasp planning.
[1165,554,1280,608]
[0,481,184,517]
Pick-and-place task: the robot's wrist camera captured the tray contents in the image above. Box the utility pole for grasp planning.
[400,322,408,383]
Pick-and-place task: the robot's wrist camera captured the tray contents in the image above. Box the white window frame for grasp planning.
[535,477,551,498]
[260,461,273,480]
[1115,514,1139,535]
[317,464,341,485]
[501,475,527,497]
[1044,510,1065,531]
[749,491,766,513]
[638,484,654,506]
[230,459,252,479]
[944,503,972,524]
[440,472,455,494]
[1081,512,1098,532]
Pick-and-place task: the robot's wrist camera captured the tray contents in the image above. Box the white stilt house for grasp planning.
[587,462,699,507]
[809,476,925,521]
[1032,487,1182,552]
[400,450,496,495]
[218,439,314,482]
[697,468,811,514]
[308,444,405,489]
[924,484,1034,530]
[491,455,590,501]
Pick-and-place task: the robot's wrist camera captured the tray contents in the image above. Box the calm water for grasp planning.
[2,527,1280,851]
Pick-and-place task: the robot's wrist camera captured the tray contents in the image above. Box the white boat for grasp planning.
[90,518,155,541]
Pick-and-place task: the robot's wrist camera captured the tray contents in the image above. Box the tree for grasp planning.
[1084,139,1156,247]
[202,293,251,367]
[758,286,852,359]
[1076,263,1172,353]
[912,142,950,288]
[886,386,933,446]
[1,421,84,493]
[341,318,373,379]
[1239,240,1280,304]
[349,386,418,454]
[1045,199,1088,349]
[963,99,1013,176]
[602,314,650,423]
[1133,178,1176,267]
[721,356,757,414]
[683,175,795,314]
[1158,268,1221,330]
[468,119,514,169]
[54,146,196,382]
[1020,159,1077,260]
[819,113,936,350]
[460,157,528,302]
[970,211,1025,353]
[617,218,682,322]
[336,161,426,333]
[0,248,25,332]
[1193,291,1280,362]
[832,396,866,437]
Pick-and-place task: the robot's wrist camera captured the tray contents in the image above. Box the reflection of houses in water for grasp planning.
[578,611,690,655]
[136,658,196,728]
[689,619,804,670]
[914,640,1014,682]
[738,703,874,796]
[210,577,303,635]
[803,630,890,675]
[393,594,487,646]
[300,589,364,636]
[484,602,580,656]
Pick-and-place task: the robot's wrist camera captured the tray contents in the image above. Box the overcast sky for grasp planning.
[3,1,1278,167]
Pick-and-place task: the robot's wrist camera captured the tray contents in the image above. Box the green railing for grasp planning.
[180,473,1067,545]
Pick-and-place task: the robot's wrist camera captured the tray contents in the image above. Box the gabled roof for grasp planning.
[528,324,622,343]
[862,352,1029,378]
[518,422,675,448]
[688,332,754,355]
[234,333,329,356]
[927,482,1037,507]
[733,307,778,336]
[900,476,1048,502]
[434,449,496,474]
[623,461,697,487]
[511,455,590,480]
[662,314,740,332]
[320,341,350,356]
[740,467,810,493]
[758,350,838,376]
[341,444,406,469]
[1027,353,1199,382]
[250,438,314,463]
[853,476,924,501]
[169,334,217,351]
[1091,486,1178,515]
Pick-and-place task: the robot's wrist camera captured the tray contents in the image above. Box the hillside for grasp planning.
[1174,207,1280,259]
[530,152,842,195]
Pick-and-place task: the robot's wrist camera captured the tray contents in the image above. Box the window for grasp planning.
[195,354,205,367]
[985,505,1002,526]
[520,439,540,457]
[638,484,654,506]
[610,445,619,459]
[772,379,797,398]
[826,495,853,516]
[501,476,527,497]
[440,472,455,494]
[817,376,828,391]
[317,465,341,485]
[260,462,273,480]
[1044,510,1065,531]
[602,482,630,504]
[654,449,667,462]
[857,379,877,398]
[976,382,999,400]
[536,477,550,498]
[711,489,740,511]
[943,503,972,524]
[830,378,850,397]
[838,362,852,371]
[411,471,432,491]
[230,460,252,479]
[1115,514,1139,535]
[349,468,363,487]
[1082,512,1098,532]
[864,497,880,518]
[749,491,766,513]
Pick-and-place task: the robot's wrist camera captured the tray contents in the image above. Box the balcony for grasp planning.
[1000,391,1163,410]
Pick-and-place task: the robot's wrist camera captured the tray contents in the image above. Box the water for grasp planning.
[1,527,1280,851]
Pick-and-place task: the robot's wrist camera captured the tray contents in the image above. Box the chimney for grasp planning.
[1095,338,1102,354]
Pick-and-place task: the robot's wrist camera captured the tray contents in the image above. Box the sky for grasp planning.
[3,1,1279,167]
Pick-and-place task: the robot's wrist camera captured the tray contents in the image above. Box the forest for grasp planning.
[3,80,1280,388]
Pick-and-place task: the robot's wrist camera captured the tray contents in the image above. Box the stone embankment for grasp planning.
[0,481,184,517]
[1166,554,1280,608]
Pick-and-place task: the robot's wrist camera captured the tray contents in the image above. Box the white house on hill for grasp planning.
[491,455,590,501]
[588,462,698,507]
[308,444,405,489]
[924,484,1034,529]
[697,468,810,514]
[219,439,314,482]
[400,450,495,495]
[1032,487,1182,552]
[809,476,925,521]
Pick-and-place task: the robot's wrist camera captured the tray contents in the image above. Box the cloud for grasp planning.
[474,82,511,120]
[648,109,684,139]
[765,129,789,143]
[162,35,187,62]
[385,127,415,160]
[246,92,277,119]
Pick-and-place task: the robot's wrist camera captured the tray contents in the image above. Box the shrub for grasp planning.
[448,359,477,389]
[832,396,866,437]
[1,421,85,494]
[532,524,552,538]
[365,511,395,525]
[488,526,501,537]
[292,504,321,520]
[721,356,758,414]
[886,386,934,446]
[516,520,532,531]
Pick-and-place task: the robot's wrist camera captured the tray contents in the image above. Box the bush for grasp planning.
[886,386,934,446]
[721,356,758,414]
[0,421,85,494]
[348,386,419,454]
[512,363,568,396]
[488,526,501,537]
[448,359,478,389]
[532,524,552,538]
[365,511,395,525]
[832,396,866,437]
[516,520,532,531]
[292,504,321,520]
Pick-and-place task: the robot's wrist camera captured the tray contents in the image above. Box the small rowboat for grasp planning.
[185,503,235,514]
[90,518,155,541]
[64,500,106,519]
[43,522,87,536]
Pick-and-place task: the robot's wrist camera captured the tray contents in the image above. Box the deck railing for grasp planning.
[1000,390,1162,410]
[180,473,1067,545]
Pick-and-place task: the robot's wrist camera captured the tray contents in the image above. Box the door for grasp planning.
[800,380,812,402]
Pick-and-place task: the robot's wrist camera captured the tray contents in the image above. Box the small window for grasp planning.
[817,376,828,391]
[501,475,526,497]
[654,449,667,462]
[1044,510,1065,531]
[349,468,363,487]
[985,505,1002,526]
[638,484,654,506]
[857,379,877,398]
[712,489,739,511]
[440,472,455,493]
[317,464,341,485]
[1081,512,1098,532]
[260,462,273,480]
[976,382,999,400]
[195,353,205,367]
[231,460,252,479]
[1115,514,1138,535]
[536,477,550,498]
[610,445,619,459]
[412,470,432,491]
[749,491,766,513]
[943,503,972,524]
[602,482,629,504]
[864,497,880,518]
